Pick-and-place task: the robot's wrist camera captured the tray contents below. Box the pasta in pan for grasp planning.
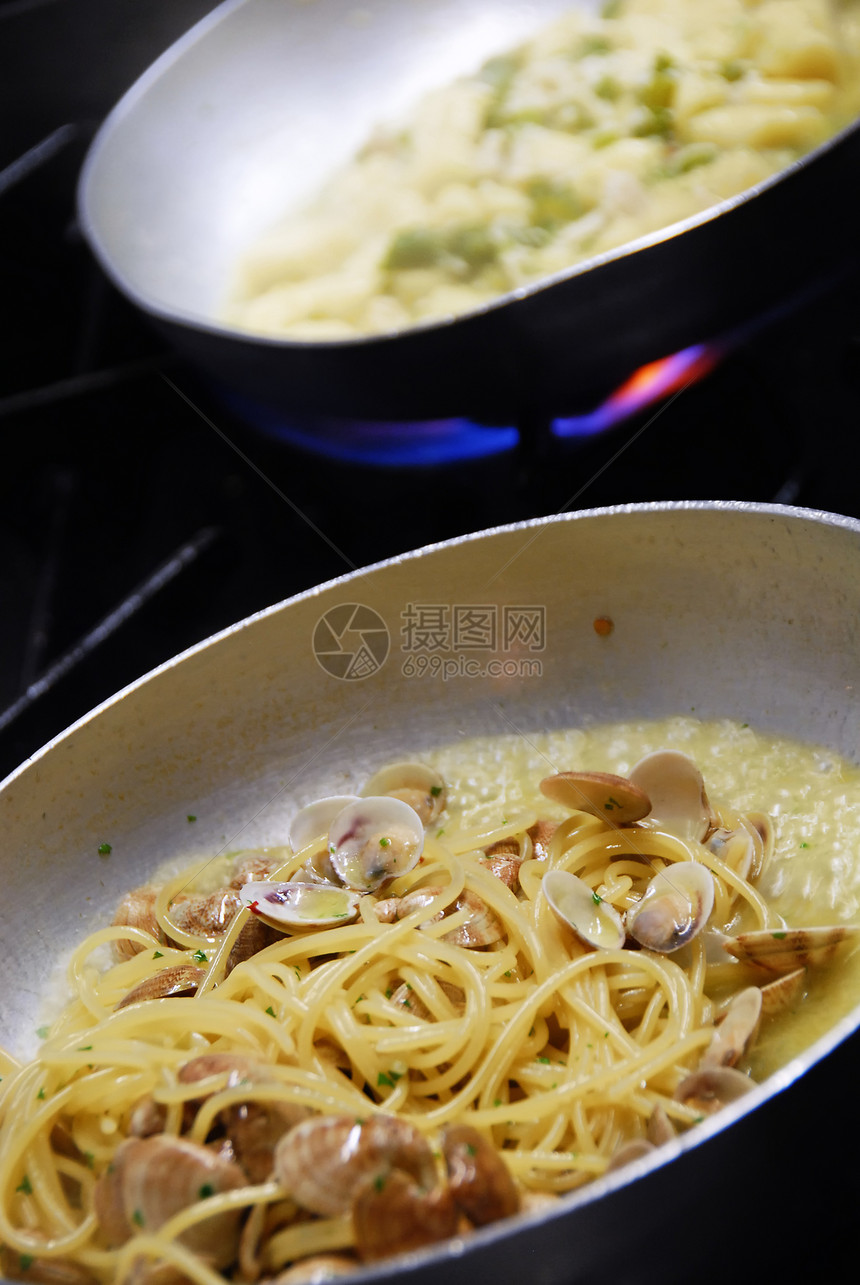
[1,717,859,1284]
[226,0,860,339]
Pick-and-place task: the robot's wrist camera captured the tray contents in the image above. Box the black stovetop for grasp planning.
[2,0,860,785]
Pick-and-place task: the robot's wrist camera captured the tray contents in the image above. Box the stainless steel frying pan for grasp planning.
[2,502,859,1282]
[77,0,860,420]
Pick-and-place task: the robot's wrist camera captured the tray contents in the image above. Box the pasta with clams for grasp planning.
[1,722,859,1284]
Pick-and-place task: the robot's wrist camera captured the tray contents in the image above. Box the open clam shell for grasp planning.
[628,750,711,842]
[706,826,755,881]
[543,869,625,951]
[289,795,361,854]
[361,762,447,826]
[539,771,650,825]
[239,880,360,929]
[626,861,715,954]
[328,796,425,892]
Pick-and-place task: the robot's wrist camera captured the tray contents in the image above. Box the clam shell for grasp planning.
[116,965,206,1009]
[289,795,361,853]
[675,1066,755,1115]
[626,861,714,954]
[702,986,762,1069]
[721,925,859,975]
[543,869,625,951]
[328,796,424,891]
[239,880,360,929]
[362,761,447,826]
[628,750,711,841]
[759,966,806,1015]
[706,827,754,881]
[539,771,650,825]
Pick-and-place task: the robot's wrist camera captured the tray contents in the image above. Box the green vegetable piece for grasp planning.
[444,224,498,269]
[479,53,522,94]
[577,34,612,57]
[383,227,442,271]
[527,179,585,230]
[595,75,622,102]
[720,58,745,82]
[639,68,676,112]
[633,105,674,138]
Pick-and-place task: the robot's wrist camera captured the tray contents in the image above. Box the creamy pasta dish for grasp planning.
[1,717,859,1284]
[225,0,860,339]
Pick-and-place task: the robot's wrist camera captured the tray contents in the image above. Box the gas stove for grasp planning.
[2,0,860,785]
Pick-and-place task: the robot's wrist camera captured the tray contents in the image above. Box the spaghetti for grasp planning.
[1,732,857,1284]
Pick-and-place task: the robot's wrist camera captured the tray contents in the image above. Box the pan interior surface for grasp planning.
[2,503,860,1285]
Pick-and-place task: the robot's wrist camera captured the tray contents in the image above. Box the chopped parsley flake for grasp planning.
[97,842,112,855]
[191,949,208,963]
[153,951,163,959]
[379,837,391,848]
[430,785,442,797]
[772,931,788,940]
[36,1027,49,1040]
[373,1174,386,1192]
[16,1176,33,1195]
[36,1088,46,1100]
[537,1056,551,1064]
[19,1255,34,1272]
[132,1209,145,1227]
[198,1184,215,1200]
[265,1006,276,1017]
[592,891,602,904]
[187,814,197,823]
[465,1142,477,1156]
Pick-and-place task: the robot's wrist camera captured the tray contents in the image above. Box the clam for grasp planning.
[706,827,755,881]
[675,1066,755,1116]
[116,965,206,1009]
[361,762,447,826]
[289,795,361,853]
[374,886,504,948]
[626,862,714,954]
[441,1124,520,1225]
[628,750,711,842]
[759,966,806,1015]
[744,811,774,882]
[646,1104,677,1147]
[543,870,625,951]
[527,819,558,861]
[328,796,424,891]
[239,880,360,929]
[539,771,650,825]
[701,986,762,1069]
[721,924,859,975]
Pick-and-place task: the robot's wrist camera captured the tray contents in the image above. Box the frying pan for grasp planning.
[2,501,859,1282]
[77,0,860,421]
